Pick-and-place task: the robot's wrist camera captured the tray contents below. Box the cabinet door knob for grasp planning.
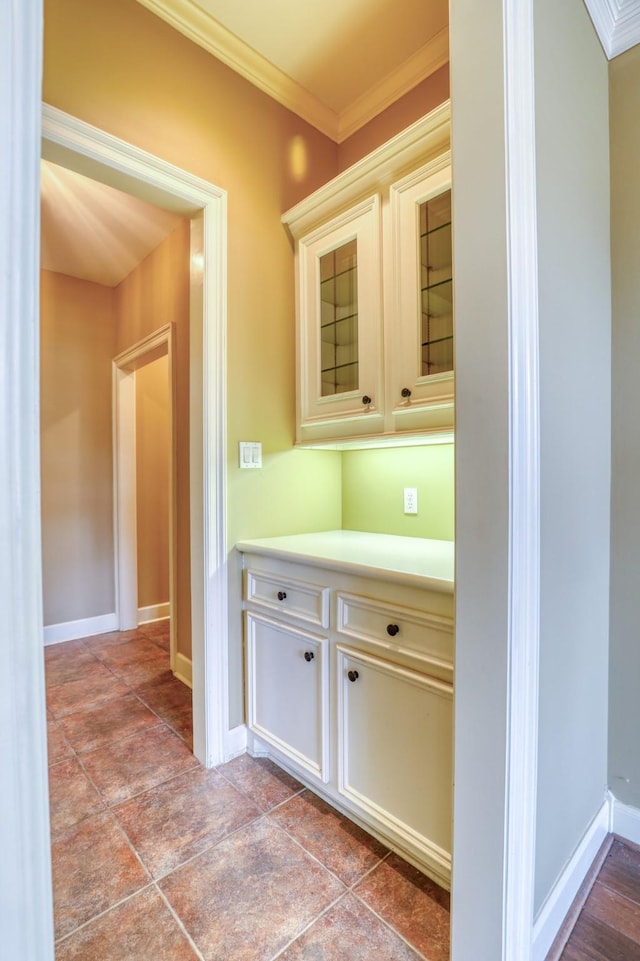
[277,591,287,601]
[386,623,400,637]
[347,670,359,683]
[362,395,372,405]
[304,651,314,662]
[401,387,411,398]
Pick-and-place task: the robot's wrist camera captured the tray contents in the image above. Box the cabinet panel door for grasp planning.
[337,646,452,877]
[297,195,384,436]
[246,612,329,782]
[388,155,454,433]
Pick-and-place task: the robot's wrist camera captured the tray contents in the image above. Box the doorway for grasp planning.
[113,324,185,680]
[41,104,229,768]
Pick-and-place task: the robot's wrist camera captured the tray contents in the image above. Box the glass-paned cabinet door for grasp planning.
[297,195,384,431]
[319,240,359,396]
[389,157,454,432]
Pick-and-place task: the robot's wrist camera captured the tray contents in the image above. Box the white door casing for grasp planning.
[113,324,177,671]
[41,104,229,769]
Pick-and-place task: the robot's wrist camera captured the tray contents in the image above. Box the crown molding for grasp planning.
[136,0,448,143]
[583,0,640,58]
[337,28,449,142]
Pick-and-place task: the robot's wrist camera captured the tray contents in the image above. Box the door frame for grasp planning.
[113,324,179,671]
[42,104,229,768]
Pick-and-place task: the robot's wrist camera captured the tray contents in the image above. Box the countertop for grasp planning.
[235,530,454,593]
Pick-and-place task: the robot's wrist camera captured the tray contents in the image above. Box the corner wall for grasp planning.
[533,0,611,914]
[40,269,116,626]
[609,43,640,811]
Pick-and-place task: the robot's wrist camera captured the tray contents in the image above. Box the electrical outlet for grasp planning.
[403,487,418,514]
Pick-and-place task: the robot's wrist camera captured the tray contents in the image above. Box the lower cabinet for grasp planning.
[245,612,329,783]
[337,645,452,883]
[242,554,454,888]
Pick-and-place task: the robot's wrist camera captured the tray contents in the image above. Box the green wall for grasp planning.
[341,443,455,541]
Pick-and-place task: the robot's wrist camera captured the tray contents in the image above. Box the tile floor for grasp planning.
[46,625,450,960]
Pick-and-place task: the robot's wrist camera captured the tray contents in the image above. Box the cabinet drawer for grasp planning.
[336,592,453,681]
[244,568,330,629]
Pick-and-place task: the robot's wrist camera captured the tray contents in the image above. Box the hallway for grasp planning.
[46,627,450,960]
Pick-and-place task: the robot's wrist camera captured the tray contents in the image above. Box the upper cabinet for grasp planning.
[282,102,452,448]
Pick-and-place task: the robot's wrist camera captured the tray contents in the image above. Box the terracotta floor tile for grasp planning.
[44,646,100,687]
[55,886,200,961]
[114,766,261,878]
[355,853,450,961]
[96,637,169,672]
[149,631,171,651]
[270,790,388,886]
[45,639,90,662]
[160,818,345,961]
[82,629,149,654]
[278,892,423,961]
[59,693,163,755]
[46,664,130,719]
[81,725,198,805]
[133,672,192,721]
[51,811,150,940]
[49,757,105,836]
[140,619,171,639]
[163,707,193,749]
[47,718,74,765]
[113,654,170,685]
[218,753,303,811]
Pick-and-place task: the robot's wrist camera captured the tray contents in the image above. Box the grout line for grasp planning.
[348,891,433,961]
[268,889,351,960]
[53,880,158,946]
[154,883,207,961]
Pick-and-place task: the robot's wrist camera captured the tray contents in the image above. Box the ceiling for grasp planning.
[42,0,640,286]
[40,160,183,287]
[134,0,640,143]
[135,0,449,142]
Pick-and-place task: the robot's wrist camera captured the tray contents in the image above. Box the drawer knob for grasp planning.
[277,591,287,601]
[401,387,411,399]
[347,670,359,683]
[304,651,314,662]
[386,623,400,637]
[362,395,372,405]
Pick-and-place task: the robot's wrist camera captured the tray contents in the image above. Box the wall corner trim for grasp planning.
[174,651,193,688]
[531,798,611,961]
[224,724,248,762]
[610,793,640,846]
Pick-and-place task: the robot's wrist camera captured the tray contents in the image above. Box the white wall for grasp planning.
[450,0,511,955]
[533,0,611,914]
[609,43,640,811]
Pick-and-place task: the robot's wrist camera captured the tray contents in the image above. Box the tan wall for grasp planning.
[40,269,116,625]
[115,221,191,655]
[337,65,450,171]
[136,355,169,612]
[609,44,640,811]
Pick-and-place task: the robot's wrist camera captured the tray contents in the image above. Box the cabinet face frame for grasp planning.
[388,152,454,432]
[297,194,385,432]
[245,611,330,782]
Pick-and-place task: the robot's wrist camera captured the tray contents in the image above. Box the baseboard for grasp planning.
[532,798,610,961]
[43,612,118,646]
[610,793,640,847]
[138,602,170,624]
[224,724,248,761]
[173,651,192,688]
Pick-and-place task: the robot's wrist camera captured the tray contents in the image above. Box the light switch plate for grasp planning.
[239,441,262,469]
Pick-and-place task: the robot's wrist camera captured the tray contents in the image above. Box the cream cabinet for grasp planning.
[282,101,453,447]
[241,548,454,888]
